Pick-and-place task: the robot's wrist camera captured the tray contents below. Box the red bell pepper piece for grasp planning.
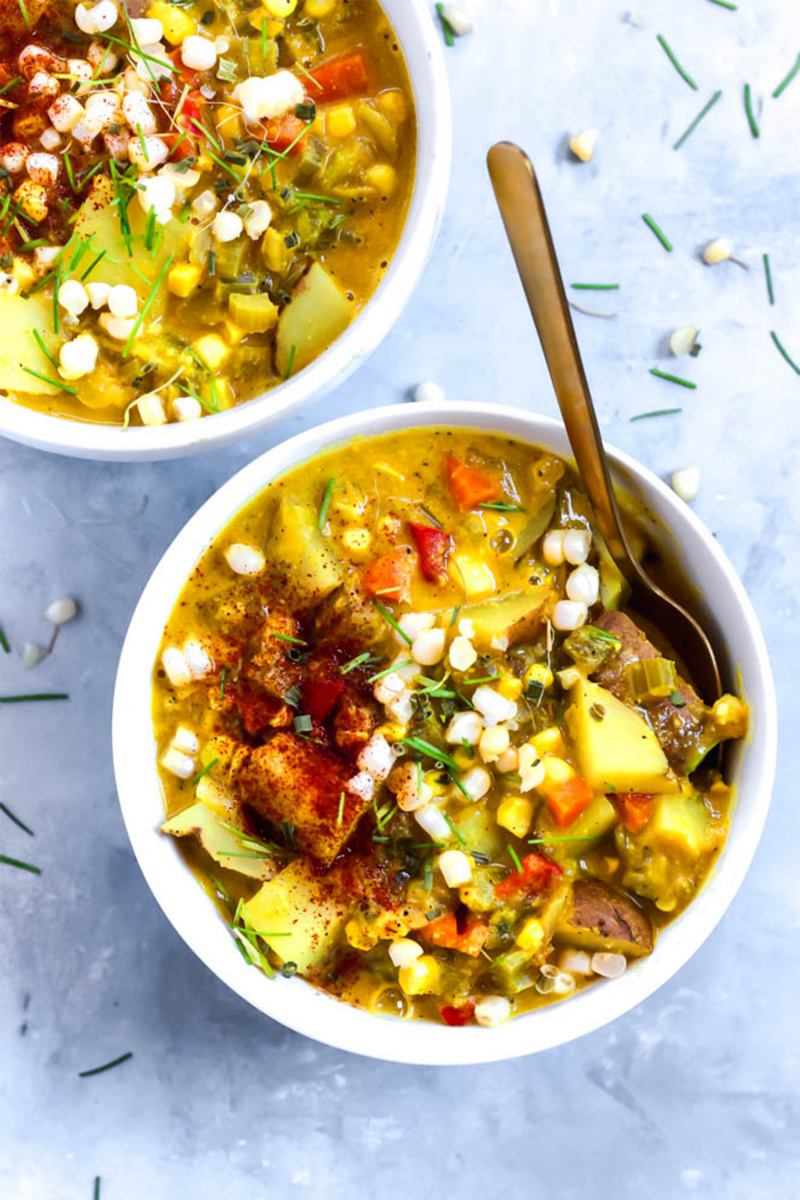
[169,48,201,90]
[545,777,594,829]
[177,90,207,136]
[446,455,501,510]
[494,851,563,901]
[264,113,308,156]
[440,1000,476,1027]
[362,547,417,604]
[408,522,453,584]
[306,51,370,103]
[302,679,344,724]
[611,792,654,834]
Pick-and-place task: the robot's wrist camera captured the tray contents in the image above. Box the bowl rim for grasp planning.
[112,401,777,1065]
[0,0,451,462]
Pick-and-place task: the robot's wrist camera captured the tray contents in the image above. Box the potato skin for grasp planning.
[557,879,654,957]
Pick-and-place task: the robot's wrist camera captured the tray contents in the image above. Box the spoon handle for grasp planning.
[486,141,636,578]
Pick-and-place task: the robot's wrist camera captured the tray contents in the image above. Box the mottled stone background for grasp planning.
[1,1,798,1197]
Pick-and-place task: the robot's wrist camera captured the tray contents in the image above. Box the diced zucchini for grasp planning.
[228,291,279,333]
[242,858,349,973]
[275,262,352,376]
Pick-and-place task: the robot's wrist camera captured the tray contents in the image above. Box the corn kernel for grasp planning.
[453,747,475,772]
[496,675,523,701]
[262,226,291,272]
[168,262,202,298]
[496,797,534,839]
[304,0,336,16]
[14,181,48,223]
[376,722,408,743]
[147,1,195,43]
[365,163,397,196]
[531,727,565,758]
[516,917,545,952]
[215,104,242,142]
[524,663,554,691]
[345,918,378,951]
[327,103,357,138]
[192,334,229,372]
[266,0,297,15]
[539,756,576,794]
[398,954,441,996]
[377,88,408,123]
[342,527,371,558]
[448,554,495,601]
[12,257,36,290]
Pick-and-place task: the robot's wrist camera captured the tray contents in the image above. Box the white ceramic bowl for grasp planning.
[0,0,450,462]
[112,402,777,1064]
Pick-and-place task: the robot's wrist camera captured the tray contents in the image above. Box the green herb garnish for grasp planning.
[318,477,336,531]
[649,368,697,389]
[478,502,526,512]
[78,1052,133,1078]
[340,651,380,675]
[629,408,683,422]
[0,692,69,702]
[1,854,40,874]
[770,331,800,375]
[31,329,58,370]
[401,736,460,773]
[571,283,620,290]
[669,690,687,708]
[641,213,673,251]
[283,343,297,380]
[337,792,345,826]
[219,668,227,701]
[527,835,602,844]
[374,600,412,645]
[123,254,172,356]
[94,1177,101,1200]
[707,0,737,9]
[656,34,698,90]
[435,1,454,45]
[273,632,307,646]
[368,659,413,682]
[507,844,523,874]
[443,813,466,845]
[673,89,723,150]
[0,628,8,653]
[449,605,461,628]
[763,253,775,306]
[293,714,313,733]
[0,77,21,96]
[217,57,238,83]
[0,802,34,836]
[743,83,760,138]
[189,757,219,789]
[773,52,800,99]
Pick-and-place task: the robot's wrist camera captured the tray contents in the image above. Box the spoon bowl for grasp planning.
[487,140,721,701]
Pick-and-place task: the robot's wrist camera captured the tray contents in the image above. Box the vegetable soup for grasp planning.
[0,0,415,426]
[151,428,749,1028]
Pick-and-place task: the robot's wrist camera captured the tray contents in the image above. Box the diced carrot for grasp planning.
[408,522,453,584]
[263,113,308,156]
[446,455,501,510]
[422,911,489,958]
[362,546,417,604]
[305,51,370,103]
[440,1000,475,1027]
[164,131,198,162]
[611,792,654,834]
[494,851,563,900]
[545,777,594,829]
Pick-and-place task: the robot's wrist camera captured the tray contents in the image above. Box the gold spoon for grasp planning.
[487,141,721,702]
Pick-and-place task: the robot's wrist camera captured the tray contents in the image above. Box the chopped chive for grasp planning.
[189,757,219,789]
[0,693,69,702]
[629,408,683,421]
[743,83,760,138]
[17,237,46,254]
[368,659,413,682]
[763,253,775,306]
[144,205,156,252]
[669,690,687,708]
[449,605,461,628]
[94,1177,101,1200]
[317,478,336,531]
[52,259,61,333]
[293,714,313,733]
[656,34,699,90]
[136,122,149,162]
[374,600,412,645]
[527,834,603,844]
[123,254,172,356]
[337,792,345,826]
[32,329,58,369]
[641,212,673,251]
[770,331,800,375]
[673,89,723,150]
[273,632,307,645]
[0,628,8,653]
[283,343,297,381]
[261,17,268,56]
[282,685,302,708]
[340,651,372,674]
[18,365,78,395]
[401,736,460,773]
[208,249,216,276]
[773,52,800,99]
[78,1052,133,1078]
[216,57,238,84]
[478,502,525,511]
[435,1,454,45]
[1,854,40,874]
[443,813,466,845]
[649,368,697,389]
[80,249,106,281]
[0,76,21,96]
[0,806,33,835]
[462,675,498,685]
[571,283,620,290]
[707,0,737,8]
[507,844,523,874]
[17,0,30,26]
[219,668,227,701]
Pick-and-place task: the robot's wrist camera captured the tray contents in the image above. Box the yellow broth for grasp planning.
[0,0,415,426]
[151,428,748,1026]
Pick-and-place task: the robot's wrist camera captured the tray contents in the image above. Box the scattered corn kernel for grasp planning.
[539,756,576,794]
[669,325,698,357]
[327,103,357,139]
[703,237,733,265]
[398,954,441,995]
[168,262,202,298]
[531,727,565,758]
[524,663,554,691]
[147,1,195,43]
[365,163,397,195]
[266,0,297,15]
[14,180,48,222]
[496,674,523,701]
[670,466,700,503]
[345,918,378,951]
[516,917,545,953]
[192,333,229,371]
[377,88,408,122]
[342,528,372,558]
[496,796,534,839]
[448,554,495,601]
[569,129,597,162]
